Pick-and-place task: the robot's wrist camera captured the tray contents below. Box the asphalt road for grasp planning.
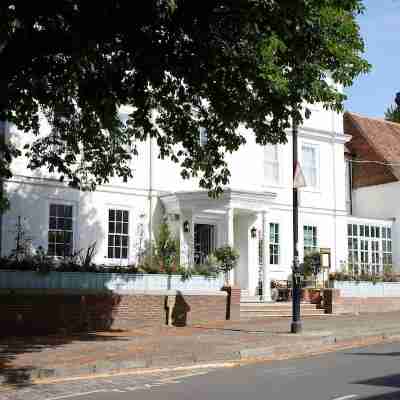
[5,342,400,400]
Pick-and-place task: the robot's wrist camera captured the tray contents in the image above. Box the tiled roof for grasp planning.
[344,111,400,180]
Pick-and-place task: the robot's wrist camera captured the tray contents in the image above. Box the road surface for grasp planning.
[4,342,400,400]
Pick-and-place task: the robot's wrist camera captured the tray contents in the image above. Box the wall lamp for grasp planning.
[183,220,190,233]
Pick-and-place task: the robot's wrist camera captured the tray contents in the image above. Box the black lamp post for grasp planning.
[291,120,302,334]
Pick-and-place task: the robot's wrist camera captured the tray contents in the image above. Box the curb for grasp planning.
[3,329,400,386]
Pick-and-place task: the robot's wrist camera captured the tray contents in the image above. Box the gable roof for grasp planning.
[344,111,400,180]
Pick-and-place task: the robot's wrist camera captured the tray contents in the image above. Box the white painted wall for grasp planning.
[1,104,361,292]
[352,183,399,268]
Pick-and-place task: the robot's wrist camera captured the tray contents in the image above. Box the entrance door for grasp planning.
[194,224,216,264]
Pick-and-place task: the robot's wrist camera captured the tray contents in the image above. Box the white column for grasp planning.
[262,211,271,301]
[226,207,235,285]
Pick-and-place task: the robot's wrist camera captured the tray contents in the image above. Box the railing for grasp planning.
[0,270,224,293]
[332,281,400,297]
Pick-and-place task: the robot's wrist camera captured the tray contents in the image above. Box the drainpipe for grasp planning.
[348,158,353,216]
[0,120,5,257]
[148,137,153,268]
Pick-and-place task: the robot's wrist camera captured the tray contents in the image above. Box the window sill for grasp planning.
[262,183,285,189]
[301,187,321,194]
[104,259,130,265]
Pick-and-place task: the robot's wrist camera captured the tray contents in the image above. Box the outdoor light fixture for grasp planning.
[250,227,257,238]
[183,220,190,233]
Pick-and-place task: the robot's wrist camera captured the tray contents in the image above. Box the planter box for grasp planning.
[0,270,224,294]
[331,281,400,298]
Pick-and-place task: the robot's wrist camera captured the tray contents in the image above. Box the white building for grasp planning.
[0,107,394,300]
[345,112,398,274]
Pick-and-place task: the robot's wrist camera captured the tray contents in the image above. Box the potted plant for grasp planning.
[213,245,239,286]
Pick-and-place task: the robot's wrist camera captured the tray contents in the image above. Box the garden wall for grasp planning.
[324,284,400,315]
[0,271,237,335]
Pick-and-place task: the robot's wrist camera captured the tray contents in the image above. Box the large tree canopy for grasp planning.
[0,0,369,203]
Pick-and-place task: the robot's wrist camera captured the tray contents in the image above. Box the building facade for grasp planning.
[0,108,395,300]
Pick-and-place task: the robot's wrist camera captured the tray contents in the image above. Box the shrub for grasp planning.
[138,221,182,275]
[213,245,239,284]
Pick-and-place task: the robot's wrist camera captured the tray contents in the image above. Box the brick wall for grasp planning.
[323,288,400,315]
[0,289,230,335]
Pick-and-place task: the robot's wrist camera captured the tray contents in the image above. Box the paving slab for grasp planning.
[1,312,400,387]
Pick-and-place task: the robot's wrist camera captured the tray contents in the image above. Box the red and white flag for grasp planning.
[293,161,306,188]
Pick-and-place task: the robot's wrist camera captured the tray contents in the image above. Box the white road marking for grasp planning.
[45,390,108,400]
[332,395,358,400]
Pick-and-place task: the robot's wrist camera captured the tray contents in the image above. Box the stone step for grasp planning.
[240,304,320,310]
[240,301,326,318]
[240,312,328,318]
[240,296,263,303]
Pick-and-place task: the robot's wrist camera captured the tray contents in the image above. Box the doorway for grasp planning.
[194,224,216,264]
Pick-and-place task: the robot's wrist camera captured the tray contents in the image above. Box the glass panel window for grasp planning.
[269,223,280,265]
[264,145,279,185]
[371,240,380,275]
[108,209,129,259]
[382,227,393,270]
[302,145,318,188]
[303,225,318,255]
[347,223,392,276]
[48,204,73,257]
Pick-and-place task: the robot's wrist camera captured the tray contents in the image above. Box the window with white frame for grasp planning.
[347,224,392,276]
[303,225,318,255]
[347,224,359,275]
[269,223,280,265]
[108,209,129,259]
[382,227,392,269]
[199,127,208,147]
[48,204,73,257]
[264,145,279,185]
[302,144,318,188]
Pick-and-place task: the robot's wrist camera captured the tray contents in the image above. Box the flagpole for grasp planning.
[291,119,302,334]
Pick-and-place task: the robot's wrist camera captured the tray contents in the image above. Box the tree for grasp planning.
[385,92,400,123]
[0,1,369,207]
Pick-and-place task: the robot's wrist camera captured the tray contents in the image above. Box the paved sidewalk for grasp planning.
[2,312,400,387]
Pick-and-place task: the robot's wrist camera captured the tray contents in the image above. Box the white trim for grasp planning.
[347,215,394,226]
[287,126,351,144]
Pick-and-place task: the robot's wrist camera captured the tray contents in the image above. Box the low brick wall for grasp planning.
[323,288,400,315]
[0,288,232,335]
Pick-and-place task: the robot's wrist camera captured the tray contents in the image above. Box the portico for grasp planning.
[160,189,277,301]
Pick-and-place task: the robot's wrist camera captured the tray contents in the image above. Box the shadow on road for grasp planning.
[0,332,129,388]
[351,373,400,399]
[346,352,400,357]
[357,390,400,399]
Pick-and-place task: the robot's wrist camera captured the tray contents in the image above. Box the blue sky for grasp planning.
[345,0,400,117]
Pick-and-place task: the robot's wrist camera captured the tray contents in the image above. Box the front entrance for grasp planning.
[194,224,216,264]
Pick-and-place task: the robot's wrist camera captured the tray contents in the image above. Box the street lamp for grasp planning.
[291,120,303,334]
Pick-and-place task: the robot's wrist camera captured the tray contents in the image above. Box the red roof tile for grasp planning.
[344,112,400,180]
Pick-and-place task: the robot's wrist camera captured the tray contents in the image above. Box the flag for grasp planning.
[293,161,306,188]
